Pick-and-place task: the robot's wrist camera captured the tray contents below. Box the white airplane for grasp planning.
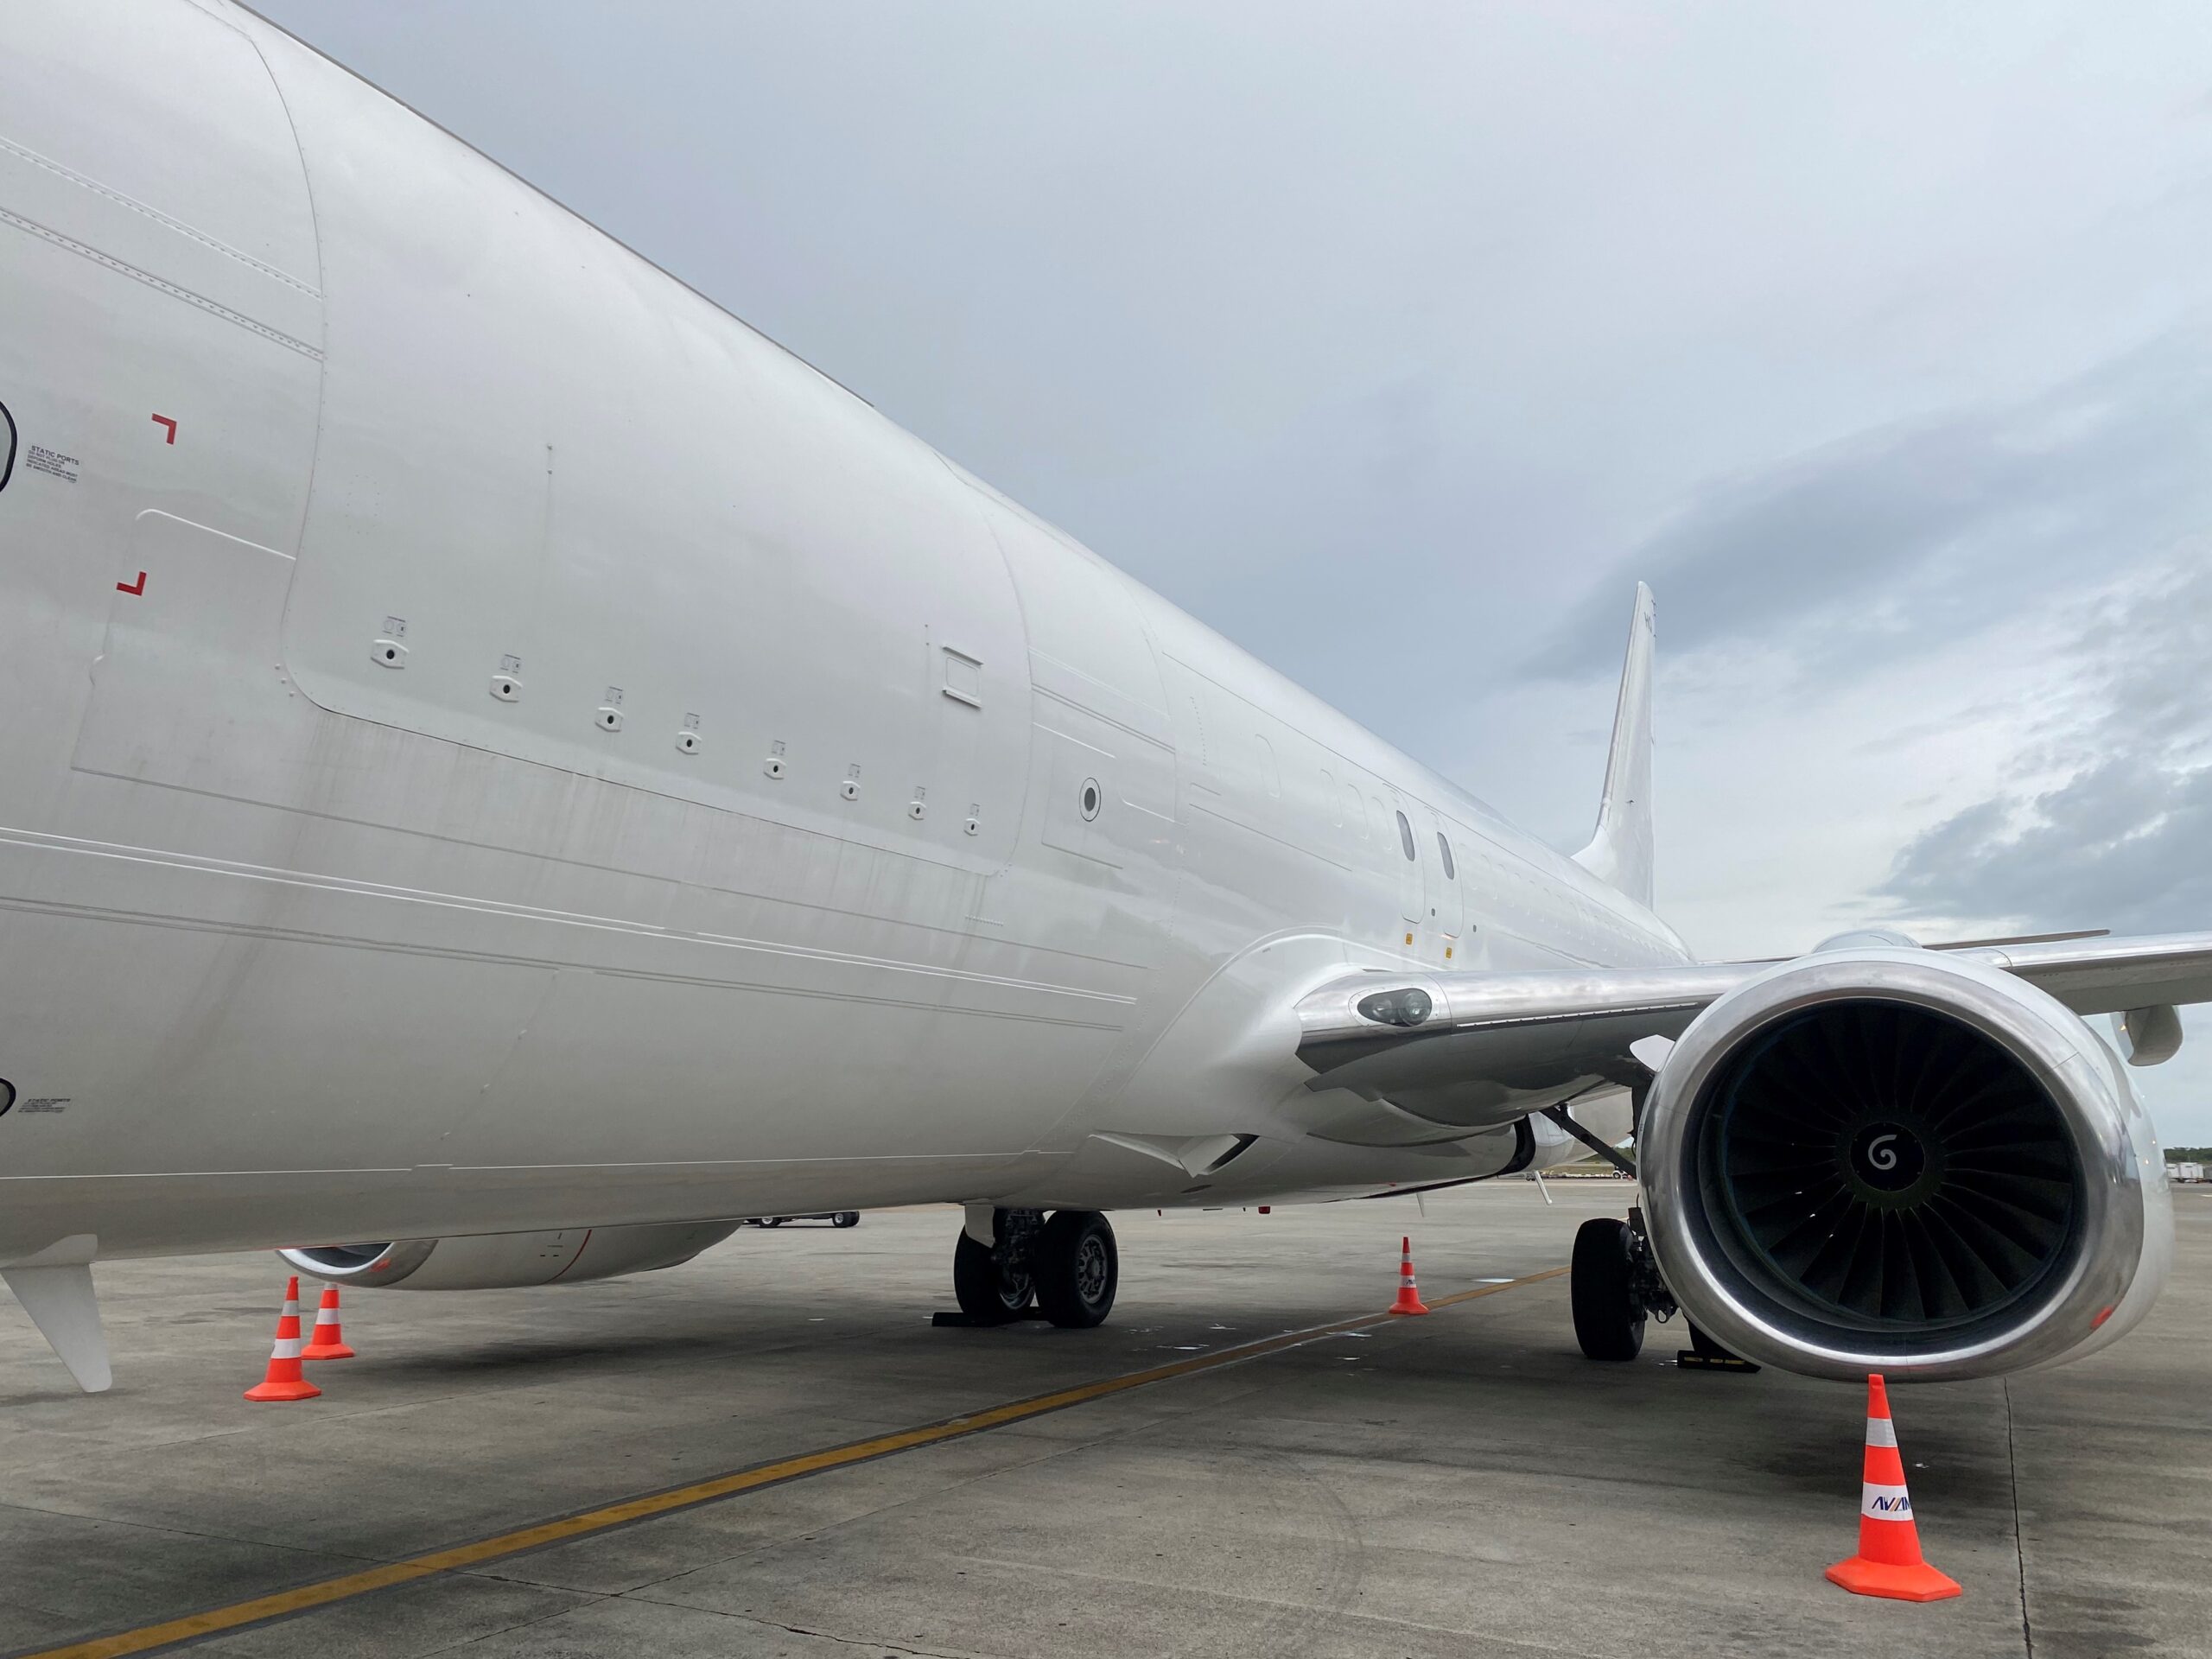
[1,0,2203,1396]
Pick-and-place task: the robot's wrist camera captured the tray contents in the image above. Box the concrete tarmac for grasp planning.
[1,1180,2206,1658]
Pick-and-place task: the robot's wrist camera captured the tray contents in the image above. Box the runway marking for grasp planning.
[15,1266,1565,1659]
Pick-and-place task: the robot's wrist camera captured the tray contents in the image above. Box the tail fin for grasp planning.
[1573,582,1655,908]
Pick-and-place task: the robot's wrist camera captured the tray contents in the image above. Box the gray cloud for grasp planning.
[1881,760,2212,935]
[1878,556,2212,935]
[1532,336,2212,681]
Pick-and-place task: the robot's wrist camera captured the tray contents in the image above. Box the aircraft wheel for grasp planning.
[832,1211,860,1229]
[953,1227,1033,1323]
[1571,1217,1646,1361]
[1034,1211,1117,1328]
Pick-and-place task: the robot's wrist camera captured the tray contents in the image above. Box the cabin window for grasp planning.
[1437,834,1456,880]
[1395,810,1416,861]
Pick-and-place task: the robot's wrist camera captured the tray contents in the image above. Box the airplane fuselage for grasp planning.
[0,0,1684,1267]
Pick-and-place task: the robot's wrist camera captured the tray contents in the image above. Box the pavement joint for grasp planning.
[924,1554,1582,1657]
[652,1608,979,1659]
[2003,1378,2034,1659]
[418,1598,616,1659]
[0,1500,383,1567]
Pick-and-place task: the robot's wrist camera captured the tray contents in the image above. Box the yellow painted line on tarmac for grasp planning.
[17,1265,1566,1659]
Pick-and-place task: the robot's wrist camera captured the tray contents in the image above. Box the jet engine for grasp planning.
[1638,945,2171,1382]
[280,1220,744,1290]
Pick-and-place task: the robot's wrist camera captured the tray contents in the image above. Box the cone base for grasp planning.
[1388,1297,1430,1316]
[301,1341,355,1361]
[1825,1555,1962,1602]
[244,1378,321,1402]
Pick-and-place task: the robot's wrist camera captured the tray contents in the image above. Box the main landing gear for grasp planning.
[1570,1206,1675,1362]
[1569,1207,1757,1370]
[951,1207,1118,1328]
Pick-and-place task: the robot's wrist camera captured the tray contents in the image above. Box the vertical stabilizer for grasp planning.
[1573,583,1656,908]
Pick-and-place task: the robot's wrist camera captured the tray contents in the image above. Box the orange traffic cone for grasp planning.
[243,1276,321,1402]
[1825,1374,1960,1601]
[300,1284,355,1361]
[1388,1236,1430,1316]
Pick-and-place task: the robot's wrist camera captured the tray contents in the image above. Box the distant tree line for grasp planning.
[2166,1147,2212,1162]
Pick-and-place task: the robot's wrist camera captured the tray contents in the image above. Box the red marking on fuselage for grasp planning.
[117,571,146,595]
[150,414,176,444]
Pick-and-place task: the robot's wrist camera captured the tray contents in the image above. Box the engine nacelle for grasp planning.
[1640,947,2171,1382]
[280,1220,744,1290]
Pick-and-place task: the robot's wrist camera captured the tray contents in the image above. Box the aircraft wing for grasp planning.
[1942,931,2212,1015]
[1294,931,2212,1113]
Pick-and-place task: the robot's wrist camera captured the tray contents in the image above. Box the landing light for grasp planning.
[1357,988,1433,1028]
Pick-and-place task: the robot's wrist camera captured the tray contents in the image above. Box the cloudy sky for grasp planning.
[251,2,2212,1141]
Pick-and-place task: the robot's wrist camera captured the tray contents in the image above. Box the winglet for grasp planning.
[1573,582,1656,908]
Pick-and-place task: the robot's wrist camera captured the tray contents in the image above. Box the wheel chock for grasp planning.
[1675,1349,1761,1373]
[1676,1322,1760,1372]
[931,1308,1050,1327]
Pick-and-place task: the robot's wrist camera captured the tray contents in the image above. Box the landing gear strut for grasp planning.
[1570,1205,1676,1362]
[950,1208,1118,1328]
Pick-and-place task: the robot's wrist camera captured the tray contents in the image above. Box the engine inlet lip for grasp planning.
[279,1239,435,1285]
[1640,950,2140,1382]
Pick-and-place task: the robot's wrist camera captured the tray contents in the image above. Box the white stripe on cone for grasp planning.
[1864,1418,1898,1448]
[272,1338,303,1359]
[1860,1483,1913,1518]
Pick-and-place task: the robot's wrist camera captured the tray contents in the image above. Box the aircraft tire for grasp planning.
[953,1227,1033,1323]
[1034,1211,1118,1329]
[832,1211,860,1229]
[1570,1217,1646,1361]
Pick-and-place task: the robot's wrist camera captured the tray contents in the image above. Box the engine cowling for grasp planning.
[1640,947,2171,1382]
[280,1220,744,1290]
